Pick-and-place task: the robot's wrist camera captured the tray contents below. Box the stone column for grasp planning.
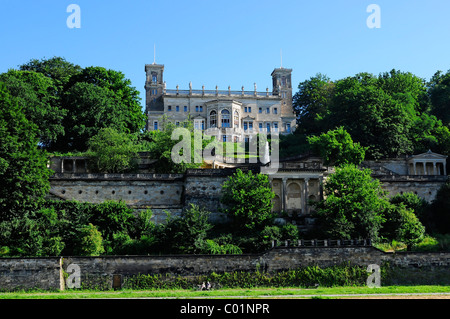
[319,176,324,201]
[433,162,437,175]
[413,162,417,175]
[303,178,309,215]
[282,178,287,213]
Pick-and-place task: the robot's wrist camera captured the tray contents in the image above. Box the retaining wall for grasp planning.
[1,245,449,291]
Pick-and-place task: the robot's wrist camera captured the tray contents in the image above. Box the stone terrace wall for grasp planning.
[1,246,449,291]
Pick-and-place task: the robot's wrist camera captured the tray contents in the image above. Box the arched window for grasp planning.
[210,111,217,128]
[221,109,230,128]
[233,111,239,127]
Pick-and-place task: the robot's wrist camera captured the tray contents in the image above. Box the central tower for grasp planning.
[144,63,165,129]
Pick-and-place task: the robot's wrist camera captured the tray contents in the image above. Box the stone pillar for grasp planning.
[303,178,309,215]
[282,178,287,212]
[433,162,437,175]
[444,162,447,176]
[319,176,324,201]
[413,162,417,175]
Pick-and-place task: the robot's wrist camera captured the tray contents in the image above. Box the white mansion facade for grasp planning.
[144,62,297,141]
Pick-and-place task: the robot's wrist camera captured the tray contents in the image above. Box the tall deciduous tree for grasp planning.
[329,73,415,159]
[220,169,276,231]
[307,127,366,166]
[0,70,66,147]
[428,70,450,126]
[314,165,389,241]
[0,82,51,222]
[293,73,334,135]
[88,127,139,173]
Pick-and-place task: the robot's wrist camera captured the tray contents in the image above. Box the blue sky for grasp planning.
[1,0,450,107]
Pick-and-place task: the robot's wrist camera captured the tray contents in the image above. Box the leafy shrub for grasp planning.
[73,223,105,256]
[123,264,368,290]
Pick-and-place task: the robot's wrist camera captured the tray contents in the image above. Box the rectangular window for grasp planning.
[244,107,248,113]
[274,122,278,132]
[176,121,180,126]
[248,107,251,113]
[259,107,262,113]
[266,108,270,114]
[274,108,278,114]
[259,123,263,132]
[152,74,157,82]
[154,121,158,131]
[286,123,291,133]
[266,123,271,132]
[249,121,253,130]
[244,122,248,131]
[184,105,188,112]
[195,106,199,112]
[168,105,172,111]
[152,89,157,95]
[200,105,203,112]
[176,106,180,112]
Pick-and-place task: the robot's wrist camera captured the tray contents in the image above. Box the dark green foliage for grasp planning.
[73,223,105,256]
[313,165,389,241]
[294,69,450,159]
[381,203,425,249]
[429,181,450,234]
[307,127,367,166]
[279,132,311,159]
[389,192,430,228]
[87,127,139,173]
[221,169,276,231]
[293,73,334,135]
[428,70,450,126]
[153,204,213,254]
[12,57,146,153]
[0,82,52,232]
[0,70,66,147]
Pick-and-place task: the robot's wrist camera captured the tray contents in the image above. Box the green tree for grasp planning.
[220,169,276,231]
[88,200,135,245]
[0,82,51,222]
[307,127,366,166]
[154,204,213,254]
[428,70,450,126]
[145,118,205,173]
[389,192,430,228]
[314,165,389,241]
[429,181,450,234]
[0,70,66,147]
[293,73,334,134]
[19,56,82,94]
[382,203,425,250]
[74,223,105,256]
[88,127,139,173]
[329,73,415,159]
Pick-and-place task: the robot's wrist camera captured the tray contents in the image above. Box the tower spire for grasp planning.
[280,49,283,68]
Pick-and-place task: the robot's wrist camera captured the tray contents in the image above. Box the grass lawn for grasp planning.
[1,285,450,299]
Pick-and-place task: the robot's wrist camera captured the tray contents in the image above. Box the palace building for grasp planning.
[144,62,297,141]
